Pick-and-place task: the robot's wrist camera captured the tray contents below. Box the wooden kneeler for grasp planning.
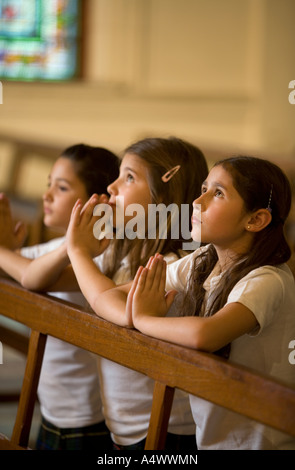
[0,330,47,450]
[145,382,175,450]
[1,278,295,450]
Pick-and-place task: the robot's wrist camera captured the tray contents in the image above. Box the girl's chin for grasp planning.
[43,218,66,233]
[43,215,54,226]
[191,230,202,244]
[43,215,51,225]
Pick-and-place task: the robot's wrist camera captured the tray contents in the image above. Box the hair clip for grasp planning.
[161,165,181,183]
[267,184,273,213]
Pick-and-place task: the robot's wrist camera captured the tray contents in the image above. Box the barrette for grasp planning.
[161,165,181,183]
[267,184,273,213]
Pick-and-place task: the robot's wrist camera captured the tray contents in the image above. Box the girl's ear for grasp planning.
[246,209,272,233]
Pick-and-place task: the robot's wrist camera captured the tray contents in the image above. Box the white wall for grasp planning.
[0,0,294,160]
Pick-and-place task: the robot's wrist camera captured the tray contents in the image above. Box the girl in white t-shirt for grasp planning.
[25,136,209,450]
[129,156,295,450]
[0,144,119,449]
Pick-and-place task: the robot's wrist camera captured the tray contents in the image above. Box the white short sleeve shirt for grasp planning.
[166,245,295,449]
[21,237,104,428]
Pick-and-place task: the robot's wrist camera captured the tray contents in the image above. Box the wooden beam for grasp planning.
[145,382,175,450]
[0,277,295,441]
[11,330,46,448]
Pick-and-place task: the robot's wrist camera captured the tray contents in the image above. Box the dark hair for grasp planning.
[216,156,291,263]
[125,137,208,210]
[61,144,119,197]
[183,156,292,358]
[104,136,208,278]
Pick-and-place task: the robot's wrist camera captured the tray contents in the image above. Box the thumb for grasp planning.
[14,221,28,248]
[98,193,109,204]
[165,290,178,310]
[69,199,83,228]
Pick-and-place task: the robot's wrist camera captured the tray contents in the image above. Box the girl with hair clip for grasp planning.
[130,156,295,450]
[0,143,119,450]
[41,136,208,450]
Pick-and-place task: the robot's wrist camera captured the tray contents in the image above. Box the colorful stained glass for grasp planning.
[0,0,81,81]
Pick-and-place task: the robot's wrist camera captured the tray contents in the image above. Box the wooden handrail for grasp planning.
[1,277,295,449]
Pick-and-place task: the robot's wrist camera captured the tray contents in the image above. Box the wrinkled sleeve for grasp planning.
[166,249,203,293]
[226,267,285,335]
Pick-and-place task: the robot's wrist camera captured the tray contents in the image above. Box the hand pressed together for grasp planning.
[129,254,178,329]
[66,193,111,259]
[0,193,27,250]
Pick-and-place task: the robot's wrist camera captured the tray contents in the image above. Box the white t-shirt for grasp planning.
[166,245,295,450]
[95,253,196,446]
[21,237,104,428]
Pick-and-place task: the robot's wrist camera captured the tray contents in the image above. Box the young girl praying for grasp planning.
[17,136,209,450]
[130,156,295,450]
[0,144,119,450]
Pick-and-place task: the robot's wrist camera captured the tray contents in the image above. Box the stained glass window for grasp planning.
[0,0,81,81]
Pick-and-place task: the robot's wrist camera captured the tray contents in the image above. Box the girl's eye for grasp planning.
[126,173,135,183]
[59,186,68,192]
[215,189,223,198]
[201,186,207,194]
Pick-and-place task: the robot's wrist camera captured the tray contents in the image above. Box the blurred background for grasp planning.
[0,0,294,246]
[0,0,295,446]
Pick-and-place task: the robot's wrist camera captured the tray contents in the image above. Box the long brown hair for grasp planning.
[103,136,208,278]
[183,156,292,358]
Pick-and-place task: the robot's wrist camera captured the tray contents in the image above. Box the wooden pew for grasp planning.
[0,277,295,450]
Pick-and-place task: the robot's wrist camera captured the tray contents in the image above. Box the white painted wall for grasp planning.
[0,0,294,160]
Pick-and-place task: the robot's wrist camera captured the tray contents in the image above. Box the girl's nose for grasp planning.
[43,187,52,202]
[107,178,118,196]
[193,192,206,210]
[193,194,202,206]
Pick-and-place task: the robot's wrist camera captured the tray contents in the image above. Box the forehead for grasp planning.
[49,157,87,190]
[206,165,234,185]
[205,165,244,201]
[120,152,149,174]
[50,157,76,177]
